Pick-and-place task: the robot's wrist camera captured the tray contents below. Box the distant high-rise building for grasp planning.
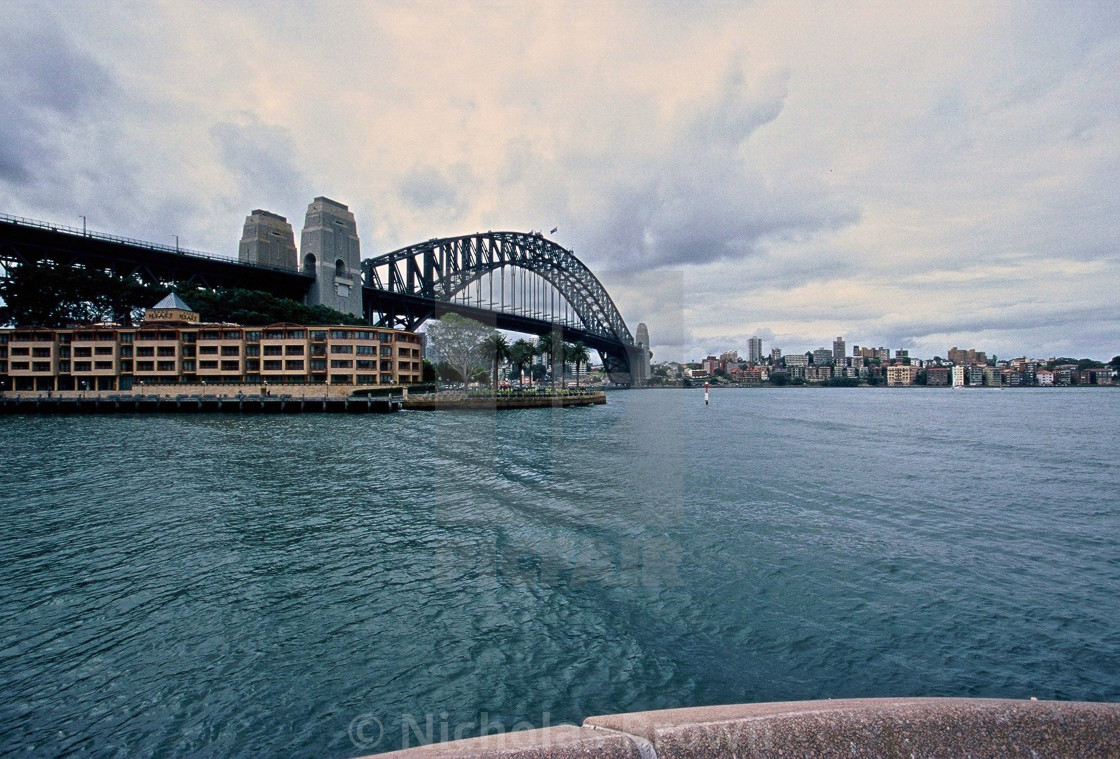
[770,347,782,363]
[833,336,846,363]
[239,210,297,270]
[813,348,834,365]
[301,197,363,318]
[747,336,763,363]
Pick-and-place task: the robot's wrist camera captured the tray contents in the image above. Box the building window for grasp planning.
[136,346,155,357]
[200,330,220,340]
[356,345,375,355]
[285,345,304,355]
[245,345,260,357]
[199,346,218,355]
[223,331,241,340]
[58,361,70,373]
[33,361,52,372]
[221,345,240,356]
[330,359,353,369]
[157,361,175,372]
[286,330,305,339]
[263,360,282,371]
[380,333,394,343]
[310,359,326,371]
[357,360,376,369]
[73,347,91,357]
[285,360,304,371]
[220,360,240,372]
[331,345,353,354]
[310,330,327,341]
[199,361,218,370]
[245,359,260,371]
[263,345,283,356]
[11,361,30,370]
[157,346,175,357]
[330,330,349,340]
[264,330,285,340]
[181,360,195,372]
[356,374,376,385]
[119,360,131,372]
[331,374,352,384]
[32,347,52,357]
[380,346,393,357]
[245,331,261,343]
[95,346,114,356]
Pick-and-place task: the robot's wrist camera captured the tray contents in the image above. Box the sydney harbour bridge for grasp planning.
[0,212,651,385]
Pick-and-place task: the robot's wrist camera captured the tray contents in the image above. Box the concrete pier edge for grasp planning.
[365,697,1120,758]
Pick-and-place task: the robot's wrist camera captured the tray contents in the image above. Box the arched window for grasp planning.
[303,253,317,276]
[335,259,347,278]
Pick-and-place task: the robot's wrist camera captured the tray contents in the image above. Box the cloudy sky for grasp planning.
[2,1,1117,361]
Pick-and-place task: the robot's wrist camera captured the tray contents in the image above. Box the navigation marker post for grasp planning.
[704,381,710,406]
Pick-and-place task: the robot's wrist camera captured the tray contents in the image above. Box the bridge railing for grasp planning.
[0,212,309,277]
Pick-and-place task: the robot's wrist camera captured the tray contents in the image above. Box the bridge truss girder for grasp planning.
[361,232,642,384]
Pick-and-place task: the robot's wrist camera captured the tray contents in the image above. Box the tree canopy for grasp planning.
[0,262,364,327]
[424,314,492,386]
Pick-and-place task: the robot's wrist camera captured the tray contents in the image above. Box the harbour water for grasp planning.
[1,387,1118,756]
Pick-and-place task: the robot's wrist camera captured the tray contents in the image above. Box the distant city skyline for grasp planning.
[1,2,1117,361]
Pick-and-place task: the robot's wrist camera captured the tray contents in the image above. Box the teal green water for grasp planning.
[1,388,1118,756]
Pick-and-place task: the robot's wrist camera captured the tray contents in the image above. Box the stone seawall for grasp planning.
[0,394,401,414]
[364,698,1120,758]
[403,391,607,411]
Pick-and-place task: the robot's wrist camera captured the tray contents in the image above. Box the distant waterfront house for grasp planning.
[886,364,920,386]
[926,367,950,386]
[1037,369,1055,386]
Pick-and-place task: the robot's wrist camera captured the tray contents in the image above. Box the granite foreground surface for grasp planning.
[369,698,1120,758]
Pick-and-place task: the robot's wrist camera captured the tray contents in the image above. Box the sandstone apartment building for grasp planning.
[0,293,423,393]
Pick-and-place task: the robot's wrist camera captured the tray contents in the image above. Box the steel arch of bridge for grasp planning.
[361,231,643,382]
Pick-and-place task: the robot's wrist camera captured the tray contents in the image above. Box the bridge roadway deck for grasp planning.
[0,217,313,300]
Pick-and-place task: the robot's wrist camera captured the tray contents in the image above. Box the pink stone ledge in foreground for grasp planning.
[366,697,1120,758]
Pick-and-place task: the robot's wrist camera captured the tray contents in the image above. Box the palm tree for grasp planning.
[508,339,536,388]
[537,331,562,390]
[568,341,590,390]
[479,332,510,392]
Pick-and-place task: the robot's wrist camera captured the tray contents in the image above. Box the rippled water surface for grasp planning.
[2,388,1119,756]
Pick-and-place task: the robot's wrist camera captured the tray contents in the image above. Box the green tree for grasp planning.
[537,331,563,389]
[479,332,511,391]
[508,338,536,387]
[566,341,590,389]
[425,314,491,387]
[1109,355,1120,370]
[769,371,790,386]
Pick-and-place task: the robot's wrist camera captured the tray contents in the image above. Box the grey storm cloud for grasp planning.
[397,164,475,217]
[0,21,113,186]
[585,62,859,270]
[210,119,312,211]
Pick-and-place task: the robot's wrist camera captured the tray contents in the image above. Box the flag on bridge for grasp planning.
[550,227,558,234]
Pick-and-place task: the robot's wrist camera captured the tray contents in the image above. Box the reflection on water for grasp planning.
[1,388,1118,755]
